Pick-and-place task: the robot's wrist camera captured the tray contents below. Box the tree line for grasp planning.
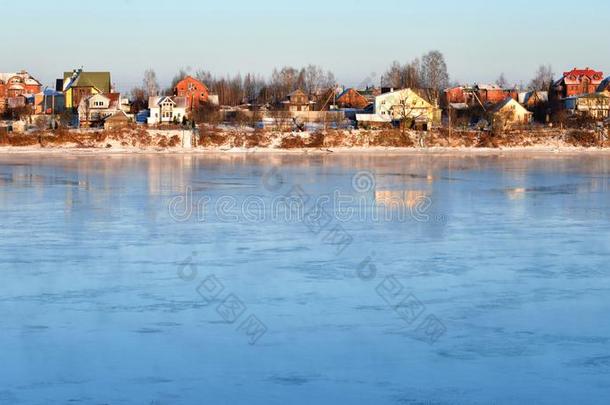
[129,50,559,111]
[131,65,336,109]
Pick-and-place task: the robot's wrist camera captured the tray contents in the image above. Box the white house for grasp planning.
[147,96,187,125]
[356,88,440,129]
[77,92,121,127]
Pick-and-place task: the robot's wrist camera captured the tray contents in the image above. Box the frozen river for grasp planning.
[1,152,610,404]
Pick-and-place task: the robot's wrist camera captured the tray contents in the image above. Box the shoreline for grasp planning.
[2,145,610,156]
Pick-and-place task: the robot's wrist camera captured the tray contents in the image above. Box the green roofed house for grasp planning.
[60,69,111,109]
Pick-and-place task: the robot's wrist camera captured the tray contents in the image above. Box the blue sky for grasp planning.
[5,0,610,92]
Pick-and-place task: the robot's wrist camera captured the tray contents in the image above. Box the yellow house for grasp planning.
[491,98,532,126]
[356,88,441,129]
[61,69,111,109]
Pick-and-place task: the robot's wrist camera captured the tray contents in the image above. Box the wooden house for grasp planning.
[336,88,370,109]
[282,89,314,112]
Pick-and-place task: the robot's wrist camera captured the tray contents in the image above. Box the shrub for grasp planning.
[306,131,325,148]
[244,130,271,148]
[168,135,181,147]
[198,126,228,147]
[7,134,38,146]
[279,135,306,149]
[565,130,599,147]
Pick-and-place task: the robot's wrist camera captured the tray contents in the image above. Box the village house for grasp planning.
[442,86,468,107]
[518,90,549,122]
[335,88,370,109]
[174,76,209,112]
[563,93,610,120]
[59,69,112,109]
[356,88,441,130]
[359,86,381,103]
[103,110,132,130]
[551,68,604,100]
[0,71,42,113]
[443,84,517,109]
[282,89,314,112]
[147,96,187,125]
[519,91,549,108]
[0,71,42,98]
[77,92,121,127]
[474,84,518,105]
[490,98,532,127]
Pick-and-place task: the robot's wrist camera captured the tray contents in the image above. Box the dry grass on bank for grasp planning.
[1,125,608,150]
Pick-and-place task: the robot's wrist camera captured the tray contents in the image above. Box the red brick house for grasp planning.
[552,68,604,99]
[174,76,209,111]
[442,85,516,108]
[0,71,42,112]
[336,88,370,109]
[0,71,42,98]
[442,86,467,107]
[475,84,517,104]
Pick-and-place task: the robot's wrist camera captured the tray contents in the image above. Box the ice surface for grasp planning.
[1,153,610,404]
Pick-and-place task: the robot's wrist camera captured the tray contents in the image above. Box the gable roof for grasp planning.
[558,68,604,86]
[520,91,548,105]
[104,110,130,122]
[491,97,530,114]
[79,92,121,109]
[287,89,307,97]
[175,75,208,91]
[376,88,434,108]
[148,96,187,109]
[0,71,42,86]
[475,83,503,91]
[337,88,356,99]
[63,71,111,92]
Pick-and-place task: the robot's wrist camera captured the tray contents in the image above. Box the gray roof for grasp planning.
[521,91,548,105]
[148,96,187,109]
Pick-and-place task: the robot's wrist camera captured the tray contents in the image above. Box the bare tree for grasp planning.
[143,69,159,98]
[302,65,335,96]
[404,59,422,88]
[495,73,508,88]
[420,50,449,97]
[167,67,190,94]
[381,61,403,88]
[389,94,426,143]
[195,69,213,85]
[529,65,554,91]
[381,59,422,90]
[130,86,147,112]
